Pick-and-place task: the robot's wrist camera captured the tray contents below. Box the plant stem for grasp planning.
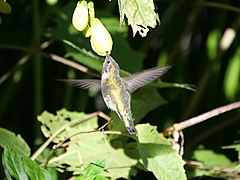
[32,0,42,144]
[200,1,240,13]
[163,101,240,136]
[0,43,100,77]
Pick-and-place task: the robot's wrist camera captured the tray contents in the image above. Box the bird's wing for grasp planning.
[58,79,101,92]
[123,66,172,93]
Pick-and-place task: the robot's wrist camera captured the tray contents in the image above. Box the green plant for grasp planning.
[0,0,240,179]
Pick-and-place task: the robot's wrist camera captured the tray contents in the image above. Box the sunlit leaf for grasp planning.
[222,144,240,171]
[193,149,232,167]
[41,109,138,179]
[2,145,51,180]
[75,160,106,180]
[22,157,51,180]
[0,128,30,157]
[103,145,138,179]
[49,132,138,179]
[81,160,106,177]
[136,124,186,179]
[37,109,98,143]
[222,144,240,160]
[235,164,240,172]
[2,145,28,179]
[191,148,235,178]
[0,0,12,14]
[118,0,160,37]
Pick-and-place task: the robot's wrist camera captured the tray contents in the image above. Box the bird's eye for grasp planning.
[107,60,110,64]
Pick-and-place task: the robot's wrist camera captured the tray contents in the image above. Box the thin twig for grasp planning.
[47,53,99,77]
[163,101,240,136]
[52,117,112,150]
[50,54,89,73]
[186,160,240,179]
[43,149,55,168]
[0,43,100,77]
[199,1,240,13]
[52,130,135,151]
[179,1,240,13]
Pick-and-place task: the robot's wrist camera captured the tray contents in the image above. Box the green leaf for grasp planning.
[2,146,51,180]
[0,128,30,157]
[82,160,106,177]
[2,145,29,179]
[222,144,240,160]
[118,0,160,37]
[42,109,138,179]
[22,157,51,180]
[190,148,238,178]
[94,176,108,180]
[49,132,137,179]
[101,17,128,35]
[132,88,166,122]
[2,157,13,180]
[75,160,106,180]
[112,35,145,73]
[0,0,12,14]
[193,149,232,167]
[222,144,240,171]
[76,175,108,180]
[235,164,240,172]
[103,146,138,179]
[136,124,186,180]
[65,47,103,73]
[46,167,58,180]
[37,109,98,143]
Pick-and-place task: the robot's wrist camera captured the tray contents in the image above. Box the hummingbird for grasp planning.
[62,54,171,135]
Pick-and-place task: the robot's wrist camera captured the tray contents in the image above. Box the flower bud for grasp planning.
[82,25,92,37]
[72,0,89,31]
[87,1,95,19]
[90,18,113,56]
[0,0,11,14]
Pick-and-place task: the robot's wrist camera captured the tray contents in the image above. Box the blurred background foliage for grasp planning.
[0,0,240,179]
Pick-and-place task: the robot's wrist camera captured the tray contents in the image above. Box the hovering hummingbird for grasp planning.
[63,54,171,135]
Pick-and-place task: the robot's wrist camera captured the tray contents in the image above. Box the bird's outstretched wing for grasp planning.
[58,79,101,92]
[123,66,172,93]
